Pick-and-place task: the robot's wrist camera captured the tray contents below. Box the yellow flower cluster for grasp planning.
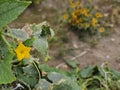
[64,0,105,33]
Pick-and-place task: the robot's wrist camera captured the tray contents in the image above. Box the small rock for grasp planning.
[106,55,110,59]
[111,38,115,41]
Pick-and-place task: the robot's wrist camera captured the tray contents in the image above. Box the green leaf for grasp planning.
[0,0,31,29]
[35,79,51,90]
[0,37,9,56]
[39,64,70,75]
[48,72,65,83]
[23,64,39,77]
[15,64,39,88]
[10,29,29,41]
[52,77,81,90]
[79,66,94,78]
[23,37,36,47]
[110,68,120,79]
[20,75,38,88]
[65,60,79,68]
[32,21,54,37]
[33,37,48,57]
[0,52,16,84]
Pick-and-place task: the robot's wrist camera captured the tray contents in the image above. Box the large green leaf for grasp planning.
[0,0,31,29]
[0,52,16,84]
[33,37,48,57]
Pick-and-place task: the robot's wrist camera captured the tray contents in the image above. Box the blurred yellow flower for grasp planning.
[96,12,103,18]
[72,12,77,19]
[85,12,91,17]
[81,8,91,17]
[76,1,82,7]
[85,23,90,28]
[68,0,75,8]
[82,8,88,14]
[74,9,81,15]
[99,27,105,32]
[15,43,31,61]
[63,14,68,19]
[92,18,98,27]
[70,3,75,8]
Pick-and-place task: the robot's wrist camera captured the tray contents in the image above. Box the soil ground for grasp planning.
[10,0,120,70]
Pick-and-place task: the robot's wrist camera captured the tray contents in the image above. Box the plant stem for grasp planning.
[1,34,12,52]
[32,61,42,79]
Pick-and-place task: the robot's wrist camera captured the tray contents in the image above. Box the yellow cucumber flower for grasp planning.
[15,43,31,61]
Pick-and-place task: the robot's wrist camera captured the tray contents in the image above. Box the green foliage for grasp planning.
[52,77,81,90]
[39,64,70,75]
[10,29,29,41]
[0,0,119,90]
[79,66,94,78]
[65,59,79,68]
[48,72,66,83]
[33,37,48,57]
[31,21,54,58]
[13,62,120,90]
[23,37,36,47]
[14,64,39,88]
[35,79,51,90]
[0,52,16,84]
[0,0,31,84]
[0,0,53,85]
[0,0,31,29]
[0,21,54,87]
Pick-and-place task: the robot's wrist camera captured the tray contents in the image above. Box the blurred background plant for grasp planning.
[63,0,107,37]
